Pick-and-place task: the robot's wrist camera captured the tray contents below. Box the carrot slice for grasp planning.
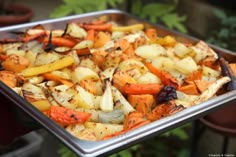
[23,32,46,42]
[86,29,95,41]
[43,37,77,48]
[76,48,91,55]
[0,54,8,61]
[145,62,179,88]
[42,73,73,87]
[47,106,91,125]
[82,23,112,31]
[124,83,162,95]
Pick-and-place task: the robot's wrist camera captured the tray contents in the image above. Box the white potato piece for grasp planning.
[50,85,76,109]
[66,23,87,38]
[84,122,123,140]
[31,99,51,111]
[73,40,94,49]
[202,65,220,78]
[191,41,218,63]
[119,59,148,74]
[24,50,37,65]
[34,52,62,66]
[6,49,26,56]
[99,67,117,82]
[27,76,44,84]
[22,83,47,102]
[137,72,161,84]
[111,86,135,115]
[51,70,71,80]
[174,42,191,58]
[79,57,101,73]
[175,56,198,75]
[2,43,22,52]
[71,66,99,83]
[112,31,125,40]
[167,69,186,85]
[151,56,175,71]
[135,44,166,59]
[72,85,96,109]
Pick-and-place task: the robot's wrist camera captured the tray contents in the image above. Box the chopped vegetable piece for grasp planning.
[124,83,162,95]
[156,85,177,104]
[47,106,91,125]
[20,56,74,77]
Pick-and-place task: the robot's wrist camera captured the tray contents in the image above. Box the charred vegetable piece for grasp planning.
[47,106,91,125]
[156,85,177,104]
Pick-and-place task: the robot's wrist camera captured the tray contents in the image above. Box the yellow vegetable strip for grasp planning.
[20,56,74,77]
[112,24,144,32]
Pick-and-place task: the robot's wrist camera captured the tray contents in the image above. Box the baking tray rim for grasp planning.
[0,9,236,157]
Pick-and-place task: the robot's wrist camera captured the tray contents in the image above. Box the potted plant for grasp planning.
[0,1,33,27]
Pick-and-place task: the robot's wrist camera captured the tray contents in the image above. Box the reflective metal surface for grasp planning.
[0,9,236,157]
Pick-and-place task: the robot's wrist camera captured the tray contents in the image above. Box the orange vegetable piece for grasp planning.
[115,39,130,52]
[42,73,73,87]
[76,48,91,55]
[127,94,154,115]
[113,71,137,94]
[194,79,213,93]
[79,79,97,95]
[23,32,47,42]
[124,44,135,56]
[0,71,18,88]
[145,62,179,88]
[201,57,219,71]
[92,50,108,68]
[47,106,91,125]
[86,29,95,42]
[93,31,111,48]
[184,69,202,82]
[103,111,150,140]
[2,54,30,73]
[145,28,158,41]
[146,102,175,121]
[82,23,112,31]
[229,63,236,76]
[43,37,77,48]
[0,54,8,61]
[124,83,162,95]
[179,83,199,95]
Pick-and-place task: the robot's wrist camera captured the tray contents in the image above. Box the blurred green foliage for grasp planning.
[49,0,187,33]
[207,9,236,51]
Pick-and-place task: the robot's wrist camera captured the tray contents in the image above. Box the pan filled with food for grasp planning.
[0,9,235,157]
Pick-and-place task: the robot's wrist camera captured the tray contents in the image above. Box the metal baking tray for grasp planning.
[0,9,236,157]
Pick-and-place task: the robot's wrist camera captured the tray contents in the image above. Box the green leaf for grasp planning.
[107,0,124,8]
[218,28,229,39]
[177,148,190,157]
[213,9,227,20]
[49,5,73,18]
[131,0,142,15]
[142,3,175,19]
[160,13,187,33]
